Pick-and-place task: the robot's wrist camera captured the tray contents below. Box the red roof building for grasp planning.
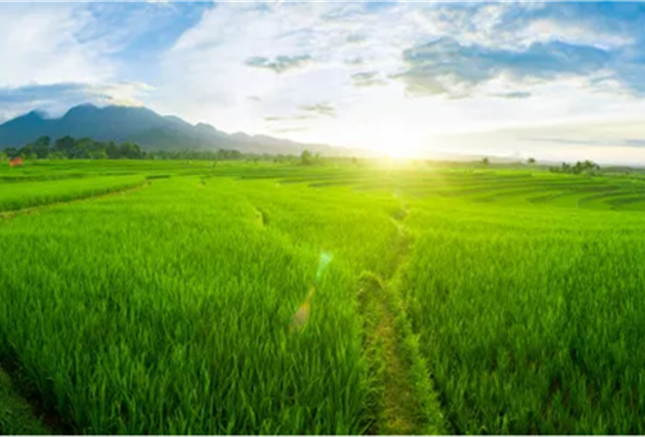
[9,157,24,167]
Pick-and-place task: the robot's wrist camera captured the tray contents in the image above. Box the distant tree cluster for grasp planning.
[550,160,600,175]
[147,150,300,162]
[151,149,244,161]
[1,136,302,162]
[300,149,322,166]
[3,136,145,160]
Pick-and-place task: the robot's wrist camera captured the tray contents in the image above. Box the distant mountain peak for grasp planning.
[63,103,100,115]
[73,102,99,110]
[195,122,216,130]
[1,109,49,128]
[25,110,47,119]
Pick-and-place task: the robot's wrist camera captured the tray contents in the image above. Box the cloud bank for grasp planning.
[4,2,645,161]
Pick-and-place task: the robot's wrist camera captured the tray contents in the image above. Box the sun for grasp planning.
[373,139,420,159]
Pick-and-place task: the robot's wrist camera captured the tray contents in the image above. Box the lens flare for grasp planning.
[316,252,333,283]
[290,252,333,332]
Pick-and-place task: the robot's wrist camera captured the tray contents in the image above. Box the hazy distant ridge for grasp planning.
[0,104,347,155]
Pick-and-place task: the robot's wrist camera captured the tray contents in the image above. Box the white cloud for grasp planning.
[433,116,645,164]
[0,4,112,86]
[520,18,634,50]
[0,3,157,122]
[153,3,432,139]
[148,2,645,161]
[4,2,645,163]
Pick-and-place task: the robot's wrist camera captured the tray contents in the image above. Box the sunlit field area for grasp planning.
[2,160,645,434]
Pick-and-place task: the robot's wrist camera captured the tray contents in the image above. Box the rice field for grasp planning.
[1,160,645,434]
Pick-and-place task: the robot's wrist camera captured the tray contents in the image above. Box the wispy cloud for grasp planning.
[351,71,387,88]
[264,102,334,129]
[299,103,336,117]
[492,91,532,99]
[270,126,308,134]
[245,55,312,74]
[344,57,365,66]
[623,139,645,148]
[522,137,604,146]
[395,38,614,98]
[264,114,316,122]
[0,83,90,105]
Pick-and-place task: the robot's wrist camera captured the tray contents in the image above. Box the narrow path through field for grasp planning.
[360,201,446,435]
[0,182,148,221]
[361,274,420,434]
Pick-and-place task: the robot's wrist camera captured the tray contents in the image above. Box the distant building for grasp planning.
[9,157,24,167]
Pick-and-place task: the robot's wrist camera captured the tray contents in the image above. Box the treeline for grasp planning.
[0,136,301,162]
[549,160,600,175]
[2,136,145,160]
[152,149,304,163]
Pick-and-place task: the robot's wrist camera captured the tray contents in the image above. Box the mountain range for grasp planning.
[0,104,349,156]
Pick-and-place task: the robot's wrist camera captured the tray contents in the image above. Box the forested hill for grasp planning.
[0,104,347,156]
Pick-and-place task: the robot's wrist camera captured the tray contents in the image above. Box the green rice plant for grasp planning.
[0,175,146,213]
[1,161,645,435]
[0,171,404,434]
[401,193,645,434]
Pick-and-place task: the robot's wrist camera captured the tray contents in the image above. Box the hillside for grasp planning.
[0,104,343,155]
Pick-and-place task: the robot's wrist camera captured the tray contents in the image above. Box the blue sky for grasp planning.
[3,2,645,163]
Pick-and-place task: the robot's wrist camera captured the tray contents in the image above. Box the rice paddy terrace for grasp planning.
[1,160,645,434]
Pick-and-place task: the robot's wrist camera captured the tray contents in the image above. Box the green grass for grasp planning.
[0,169,400,434]
[0,175,145,213]
[1,160,645,434]
[400,196,645,434]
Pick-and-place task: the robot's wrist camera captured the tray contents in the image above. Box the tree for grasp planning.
[89,149,108,160]
[119,142,145,159]
[22,136,51,159]
[527,157,536,165]
[54,136,76,157]
[301,149,314,166]
[71,137,94,159]
[34,136,51,158]
[481,157,490,167]
[23,151,38,161]
[106,142,120,159]
[551,160,600,175]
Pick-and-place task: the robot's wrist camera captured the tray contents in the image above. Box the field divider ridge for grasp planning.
[0,181,149,222]
[358,201,447,435]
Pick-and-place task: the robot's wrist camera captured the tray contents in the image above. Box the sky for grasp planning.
[3,2,645,163]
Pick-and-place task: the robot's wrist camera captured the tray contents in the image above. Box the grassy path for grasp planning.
[360,202,446,434]
[361,273,422,434]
